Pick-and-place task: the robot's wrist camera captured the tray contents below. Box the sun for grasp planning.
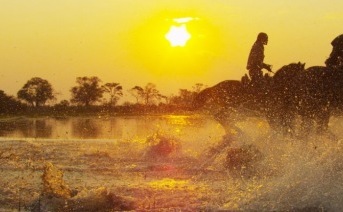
[165,24,191,47]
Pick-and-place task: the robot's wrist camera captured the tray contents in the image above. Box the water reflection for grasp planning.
[0,120,21,136]
[30,119,52,138]
[71,118,101,139]
[0,118,52,138]
[0,115,224,141]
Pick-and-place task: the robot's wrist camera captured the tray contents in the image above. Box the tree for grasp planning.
[129,86,144,104]
[192,83,207,93]
[17,77,55,107]
[130,83,163,105]
[54,100,70,108]
[169,89,193,107]
[102,83,123,106]
[169,83,207,108]
[70,76,103,106]
[0,90,25,113]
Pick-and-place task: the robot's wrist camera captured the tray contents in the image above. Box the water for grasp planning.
[1,115,343,211]
[0,115,224,140]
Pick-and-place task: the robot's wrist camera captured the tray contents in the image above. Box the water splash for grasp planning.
[1,116,343,211]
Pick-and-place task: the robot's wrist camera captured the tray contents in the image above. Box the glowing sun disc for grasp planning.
[165,24,191,47]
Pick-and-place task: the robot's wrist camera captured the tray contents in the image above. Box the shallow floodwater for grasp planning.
[1,115,343,211]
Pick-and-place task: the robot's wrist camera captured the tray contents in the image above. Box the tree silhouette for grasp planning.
[70,76,103,106]
[130,83,163,105]
[17,77,55,107]
[129,86,144,104]
[54,100,70,111]
[192,83,207,93]
[102,83,123,107]
[0,90,24,113]
[169,83,206,108]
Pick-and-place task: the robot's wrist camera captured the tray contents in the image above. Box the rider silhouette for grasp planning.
[246,32,272,85]
[325,34,343,68]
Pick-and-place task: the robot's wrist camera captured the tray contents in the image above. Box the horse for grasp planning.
[192,79,252,134]
[295,65,343,134]
[193,62,310,136]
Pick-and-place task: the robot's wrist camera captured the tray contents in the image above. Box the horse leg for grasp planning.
[315,111,330,134]
[276,106,296,136]
[300,115,314,137]
[315,110,338,140]
[213,108,244,136]
[266,108,295,137]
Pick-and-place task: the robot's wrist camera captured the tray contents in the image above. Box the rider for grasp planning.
[325,34,343,69]
[246,32,273,85]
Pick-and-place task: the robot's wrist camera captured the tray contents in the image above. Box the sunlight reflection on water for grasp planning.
[0,115,223,140]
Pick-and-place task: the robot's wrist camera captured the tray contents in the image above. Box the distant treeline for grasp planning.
[0,76,206,116]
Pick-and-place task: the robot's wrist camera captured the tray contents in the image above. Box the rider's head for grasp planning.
[257,32,268,45]
[326,34,343,68]
[332,34,343,48]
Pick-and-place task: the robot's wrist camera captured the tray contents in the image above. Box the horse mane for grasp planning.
[272,62,305,83]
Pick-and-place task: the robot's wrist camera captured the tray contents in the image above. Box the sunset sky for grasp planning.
[1,0,342,103]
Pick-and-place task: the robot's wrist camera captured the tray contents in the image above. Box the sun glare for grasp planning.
[165,24,191,47]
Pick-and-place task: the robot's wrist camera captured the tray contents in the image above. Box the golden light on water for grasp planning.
[165,24,191,47]
[148,178,190,190]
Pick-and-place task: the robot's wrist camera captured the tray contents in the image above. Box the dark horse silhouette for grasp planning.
[194,62,343,136]
[296,65,343,133]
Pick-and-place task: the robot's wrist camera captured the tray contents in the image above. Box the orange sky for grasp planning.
[0,0,343,104]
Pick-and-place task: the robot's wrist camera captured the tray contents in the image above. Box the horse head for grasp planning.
[273,62,306,84]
